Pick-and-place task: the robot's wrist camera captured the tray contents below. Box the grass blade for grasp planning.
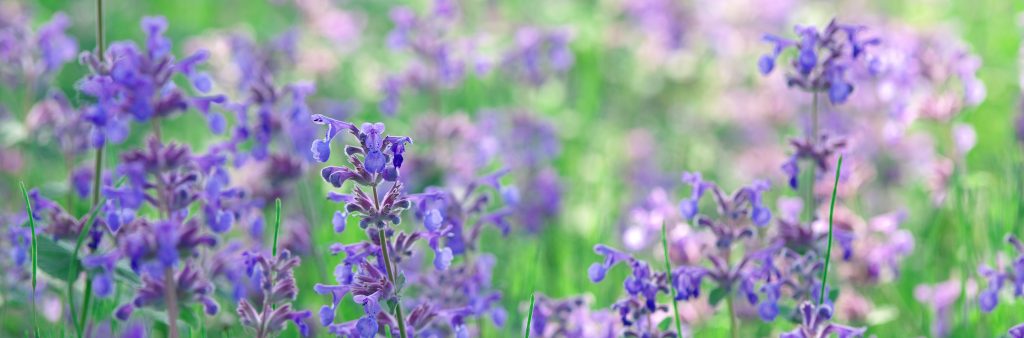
[19,182,39,337]
[524,293,536,338]
[819,155,844,306]
[661,222,683,336]
[272,197,282,257]
[385,325,394,338]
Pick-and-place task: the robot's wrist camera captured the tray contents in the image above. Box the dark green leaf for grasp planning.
[35,236,77,281]
[708,287,728,306]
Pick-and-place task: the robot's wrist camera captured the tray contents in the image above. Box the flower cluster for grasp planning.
[780,301,865,338]
[310,117,417,337]
[77,17,225,147]
[0,10,77,87]
[759,19,879,104]
[237,250,312,337]
[977,235,1024,312]
[588,245,680,337]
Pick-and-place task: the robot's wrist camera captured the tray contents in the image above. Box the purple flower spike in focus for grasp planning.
[759,19,879,105]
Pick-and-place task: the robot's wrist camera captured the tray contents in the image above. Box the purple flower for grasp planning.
[976,235,1024,313]
[780,302,865,338]
[1010,323,1024,338]
[237,250,312,337]
[760,19,879,105]
[76,17,225,146]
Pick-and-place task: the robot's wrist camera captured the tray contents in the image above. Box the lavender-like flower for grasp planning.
[977,235,1024,312]
[0,11,77,87]
[914,278,963,337]
[587,245,680,337]
[76,16,225,147]
[1010,323,1024,338]
[237,250,312,337]
[779,301,865,338]
[311,116,418,337]
[760,19,879,105]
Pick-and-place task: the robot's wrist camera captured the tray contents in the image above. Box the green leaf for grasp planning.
[828,287,840,303]
[35,236,77,281]
[656,315,672,331]
[708,287,728,306]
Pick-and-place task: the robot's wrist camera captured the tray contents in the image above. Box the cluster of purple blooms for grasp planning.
[0,10,77,87]
[759,19,879,105]
[977,235,1024,313]
[77,17,225,148]
[310,113,519,337]
[5,12,321,337]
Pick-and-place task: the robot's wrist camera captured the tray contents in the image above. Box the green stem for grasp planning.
[271,198,282,257]
[77,1,106,335]
[805,92,819,223]
[819,155,844,306]
[524,293,536,338]
[377,229,408,338]
[19,182,39,338]
[661,222,683,336]
[372,181,407,338]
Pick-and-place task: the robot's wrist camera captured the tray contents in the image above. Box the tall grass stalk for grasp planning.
[819,155,844,306]
[19,182,40,338]
[661,222,683,336]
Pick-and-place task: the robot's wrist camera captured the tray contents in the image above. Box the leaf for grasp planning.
[35,236,77,281]
[708,287,728,306]
[656,315,672,331]
[828,287,840,303]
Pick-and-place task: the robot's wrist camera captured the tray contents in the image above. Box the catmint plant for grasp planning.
[760,19,876,227]
[588,244,681,338]
[310,115,416,337]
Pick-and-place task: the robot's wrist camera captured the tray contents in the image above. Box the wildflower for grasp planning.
[760,19,879,104]
[780,301,866,338]
[237,250,312,337]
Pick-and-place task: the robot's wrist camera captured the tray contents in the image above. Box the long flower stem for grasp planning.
[372,182,408,338]
[805,92,819,223]
[377,229,408,338]
[77,1,106,336]
[819,155,844,306]
[163,268,180,338]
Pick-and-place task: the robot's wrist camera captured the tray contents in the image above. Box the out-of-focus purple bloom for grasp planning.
[500,27,574,87]
[237,250,312,337]
[977,234,1024,313]
[780,302,865,338]
[76,17,226,147]
[760,19,879,105]
[914,278,962,337]
[115,265,219,320]
[1010,323,1024,338]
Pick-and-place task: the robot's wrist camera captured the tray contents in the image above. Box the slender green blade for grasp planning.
[524,293,536,338]
[819,155,844,306]
[272,198,282,257]
[19,182,39,337]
